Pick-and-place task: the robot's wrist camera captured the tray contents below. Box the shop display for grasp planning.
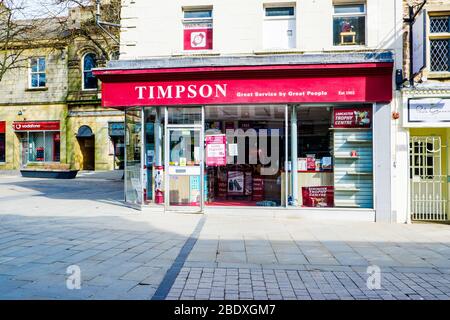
[333,107,373,208]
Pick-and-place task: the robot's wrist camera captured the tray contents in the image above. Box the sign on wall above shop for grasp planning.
[333,107,372,128]
[183,22,213,50]
[0,121,5,133]
[95,63,393,108]
[12,121,60,131]
[408,98,450,123]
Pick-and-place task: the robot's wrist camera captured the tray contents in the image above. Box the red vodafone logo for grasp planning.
[13,121,60,131]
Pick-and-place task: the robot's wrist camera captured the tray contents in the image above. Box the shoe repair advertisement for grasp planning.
[227,171,244,195]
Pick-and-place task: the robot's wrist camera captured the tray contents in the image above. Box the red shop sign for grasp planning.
[0,121,5,133]
[205,134,227,166]
[13,121,60,131]
[334,107,372,128]
[95,63,393,108]
[302,186,334,208]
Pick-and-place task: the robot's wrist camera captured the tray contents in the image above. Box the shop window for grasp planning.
[82,53,98,90]
[29,57,46,88]
[204,105,287,207]
[333,3,366,46]
[429,15,450,72]
[297,106,373,209]
[263,6,296,50]
[28,132,60,162]
[183,8,213,50]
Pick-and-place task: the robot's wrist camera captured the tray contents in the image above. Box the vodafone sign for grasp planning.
[13,121,60,131]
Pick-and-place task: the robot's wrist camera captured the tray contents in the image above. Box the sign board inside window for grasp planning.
[183,10,213,50]
[333,107,372,128]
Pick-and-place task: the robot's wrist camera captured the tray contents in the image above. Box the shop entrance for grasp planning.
[77,125,95,170]
[410,135,448,221]
[164,107,204,213]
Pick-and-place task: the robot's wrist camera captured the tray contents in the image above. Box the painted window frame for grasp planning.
[262,4,297,50]
[332,2,367,47]
[82,52,98,91]
[28,57,46,89]
[428,13,450,75]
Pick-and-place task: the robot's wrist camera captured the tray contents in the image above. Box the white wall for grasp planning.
[120,0,402,59]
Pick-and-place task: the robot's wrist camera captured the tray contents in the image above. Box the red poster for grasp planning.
[184,26,213,50]
[0,121,5,133]
[334,107,372,128]
[302,186,334,207]
[205,135,226,166]
[13,121,60,131]
[306,157,316,171]
[252,177,264,201]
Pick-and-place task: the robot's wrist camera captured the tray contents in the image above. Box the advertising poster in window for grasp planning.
[227,171,244,195]
[333,107,371,128]
[302,186,334,207]
[183,22,213,50]
[205,134,226,166]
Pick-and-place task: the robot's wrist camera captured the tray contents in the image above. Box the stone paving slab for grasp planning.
[0,172,450,300]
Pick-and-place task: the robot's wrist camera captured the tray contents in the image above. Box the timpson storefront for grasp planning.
[94,54,395,220]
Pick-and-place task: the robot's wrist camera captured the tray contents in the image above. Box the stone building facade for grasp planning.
[0,3,123,172]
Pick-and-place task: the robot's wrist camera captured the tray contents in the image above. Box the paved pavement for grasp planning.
[0,171,449,300]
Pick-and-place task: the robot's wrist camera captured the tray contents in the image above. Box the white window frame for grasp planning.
[262,5,297,50]
[332,3,367,47]
[182,7,214,52]
[427,12,450,75]
[82,52,98,91]
[28,57,46,89]
[27,130,60,163]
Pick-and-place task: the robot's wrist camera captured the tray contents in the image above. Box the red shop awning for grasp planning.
[13,121,60,131]
[94,62,394,108]
[0,121,5,133]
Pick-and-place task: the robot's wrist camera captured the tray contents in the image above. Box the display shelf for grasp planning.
[346,138,372,144]
[334,202,361,208]
[346,171,373,176]
[333,128,373,209]
[334,155,360,160]
[335,187,360,192]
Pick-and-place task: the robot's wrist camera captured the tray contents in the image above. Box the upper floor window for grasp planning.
[29,57,46,88]
[182,8,213,50]
[82,53,98,90]
[263,6,296,50]
[429,15,450,72]
[333,3,366,46]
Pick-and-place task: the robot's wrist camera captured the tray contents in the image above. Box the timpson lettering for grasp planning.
[135,84,227,100]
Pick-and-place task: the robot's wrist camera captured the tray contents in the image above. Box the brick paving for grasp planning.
[0,172,450,300]
[167,267,450,300]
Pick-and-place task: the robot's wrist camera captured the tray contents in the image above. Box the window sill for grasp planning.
[427,72,450,80]
[254,49,304,55]
[25,87,48,92]
[172,50,221,57]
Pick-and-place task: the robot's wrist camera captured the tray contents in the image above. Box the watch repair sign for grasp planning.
[183,22,213,50]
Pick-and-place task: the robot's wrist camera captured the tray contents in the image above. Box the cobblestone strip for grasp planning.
[166,267,450,300]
